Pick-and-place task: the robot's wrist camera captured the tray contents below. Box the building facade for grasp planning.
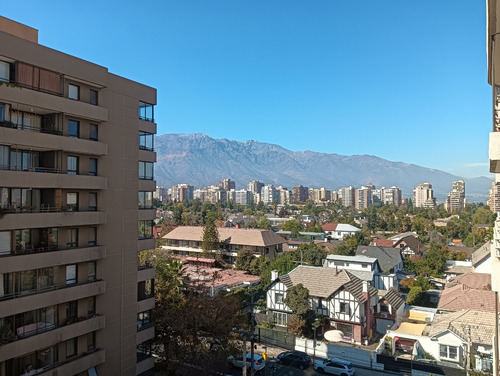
[412,182,436,208]
[0,17,156,376]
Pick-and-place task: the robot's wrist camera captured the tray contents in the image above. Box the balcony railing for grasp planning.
[2,243,101,258]
[0,164,63,174]
[0,278,103,302]
[0,120,63,136]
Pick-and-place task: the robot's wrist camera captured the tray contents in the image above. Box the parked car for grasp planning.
[314,357,355,375]
[227,353,266,372]
[276,350,311,369]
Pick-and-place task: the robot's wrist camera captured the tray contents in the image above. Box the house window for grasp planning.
[139,131,154,151]
[66,338,77,357]
[89,124,98,141]
[90,90,98,105]
[68,84,79,100]
[0,61,10,82]
[339,302,350,315]
[89,158,97,176]
[68,120,79,138]
[88,227,97,246]
[139,101,154,122]
[138,220,154,239]
[66,192,78,211]
[87,332,95,351]
[88,261,96,281]
[274,312,287,326]
[138,191,153,209]
[275,293,284,304]
[66,265,77,284]
[88,192,97,211]
[67,156,78,175]
[138,161,153,180]
[440,344,458,361]
[380,304,390,313]
[67,228,78,248]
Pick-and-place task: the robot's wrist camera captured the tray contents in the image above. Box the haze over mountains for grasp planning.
[154,133,492,203]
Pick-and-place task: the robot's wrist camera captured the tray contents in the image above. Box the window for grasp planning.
[274,312,287,326]
[89,158,97,176]
[380,304,390,313]
[275,293,284,304]
[88,227,97,246]
[138,161,153,180]
[66,301,77,322]
[10,149,39,171]
[66,193,78,211]
[87,332,95,351]
[67,228,78,248]
[138,220,153,239]
[0,103,4,122]
[139,132,154,151]
[88,192,97,211]
[440,344,458,361]
[68,84,79,100]
[339,302,350,315]
[139,101,154,122]
[66,338,77,357]
[68,120,79,138]
[138,191,153,209]
[67,156,78,175]
[88,261,96,281]
[66,265,77,285]
[87,296,96,315]
[0,145,7,169]
[90,90,98,105]
[0,61,10,82]
[137,340,152,361]
[89,124,98,141]
[137,310,152,330]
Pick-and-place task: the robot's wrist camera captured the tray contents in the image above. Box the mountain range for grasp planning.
[154,133,492,203]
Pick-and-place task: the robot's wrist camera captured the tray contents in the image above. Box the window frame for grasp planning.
[89,124,98,141]
[67,156,79,175]
[89,158,97,176]
[68,84,80,100]
[138,161,154,180]
[90,90,98,105]
[66,192,79,212]
[68,119,79,138]
[88,192,97,211]
[139,131,154,151]
[88,227,97,246]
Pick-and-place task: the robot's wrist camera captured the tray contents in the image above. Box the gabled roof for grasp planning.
[163,226,286,247]
[445,272,491,290]
[388,232,418,241]
[355,246,401,272]
[324,254,378,264]
[381,288,405,310]
[279,265,377,303]
[426,310,496,345]
[394,235,428,254]
[438,284,498,312]
[321,223,360,232]
[370,239,396,247]
[472,241,491,267]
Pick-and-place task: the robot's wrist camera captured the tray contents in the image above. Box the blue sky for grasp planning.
[0,1,491,178]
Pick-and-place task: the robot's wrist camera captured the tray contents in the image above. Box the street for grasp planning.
[229,362,397,376]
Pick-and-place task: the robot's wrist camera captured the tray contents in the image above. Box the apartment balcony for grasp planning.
[136,325,155,345]
[137,297,155,313]
[138,265,155,283]
[138,238,155,252]
[138,208,156,221]
[0,125,107,156]
[0,210,106,231]
[489,132,500,173]
[136,355,154,375]
[0,83,108,122]
[0,169,107,190]
[0,245,106,274]
[138,179,156,192]
[138,149,156,163]
[0,280,106,317]
[138,118,157,134]
[36,348,106,376]
[0,315,105,362]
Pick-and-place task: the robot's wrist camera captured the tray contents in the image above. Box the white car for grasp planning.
[314,357,355,375]
[227,353,266,372]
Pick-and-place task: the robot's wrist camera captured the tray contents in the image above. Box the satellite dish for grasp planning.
[324,330,344,342]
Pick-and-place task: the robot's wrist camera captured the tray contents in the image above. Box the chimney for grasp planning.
[271,270,279,281]
[362,280,368,294]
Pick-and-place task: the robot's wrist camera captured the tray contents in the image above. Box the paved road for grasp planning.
[230,362,398,376]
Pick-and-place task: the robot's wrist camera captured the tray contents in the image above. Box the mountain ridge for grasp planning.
[154,133,492,202]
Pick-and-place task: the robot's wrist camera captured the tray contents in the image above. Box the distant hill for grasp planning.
[154,133,492,202]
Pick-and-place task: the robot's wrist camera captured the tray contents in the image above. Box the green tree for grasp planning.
[202,212,220,257]
[406,286,425,305]
[290,243,327,266]
[234,249,255,271]
[283,219,303,238]
[284,283,310,317]
[246,214,271,229]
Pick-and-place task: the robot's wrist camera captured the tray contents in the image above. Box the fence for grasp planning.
[256,327,295,350]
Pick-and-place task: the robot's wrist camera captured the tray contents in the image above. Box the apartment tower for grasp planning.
[412,182,436,209]
[0,17,157,375]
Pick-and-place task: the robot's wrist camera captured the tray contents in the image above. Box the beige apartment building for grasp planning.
[0,17,157,376]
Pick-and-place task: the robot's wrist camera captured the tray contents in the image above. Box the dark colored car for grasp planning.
[277,350,311,370]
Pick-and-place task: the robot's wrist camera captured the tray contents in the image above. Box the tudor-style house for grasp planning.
[265,266,378,344]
